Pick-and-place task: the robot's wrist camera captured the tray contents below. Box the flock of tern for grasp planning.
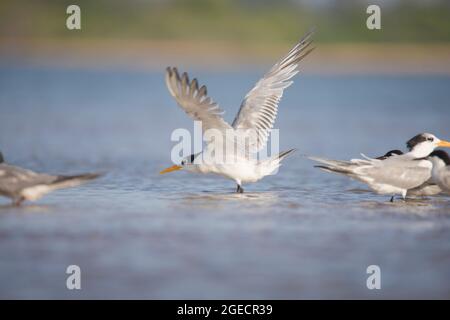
[309,133,450,202]
[1,30,449,205]
[159,30,450,201]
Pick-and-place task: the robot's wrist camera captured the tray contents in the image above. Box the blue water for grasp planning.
[0,66,449,298]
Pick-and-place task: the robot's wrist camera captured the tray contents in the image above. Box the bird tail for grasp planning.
[50,173,102,190]
[259,149,296,176]
[308,156,356,176]
[278,148,296,162]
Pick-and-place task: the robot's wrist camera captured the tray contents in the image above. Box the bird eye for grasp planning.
[181,160,185,165]
[427,137,434,142]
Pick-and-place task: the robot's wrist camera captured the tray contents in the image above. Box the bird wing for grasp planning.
[232,30,315,152]
[354,157,432,190]
[0,163,56,196]
[165,67,233,134]
[408,180,441,196]
[310,155,431,190]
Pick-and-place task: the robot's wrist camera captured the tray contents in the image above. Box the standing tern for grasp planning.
[0,151,101,206]
[374,149,442,197]
[428,150,450,194]
[160,30,315,193]
[309,133,450,201]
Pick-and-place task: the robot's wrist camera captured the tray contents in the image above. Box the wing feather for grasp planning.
[165,67,232,133]
[232,29,315,152]
[351,157,432,189]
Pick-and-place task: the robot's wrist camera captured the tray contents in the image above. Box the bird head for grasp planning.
[406,133,450,158]
[159,153,198,174]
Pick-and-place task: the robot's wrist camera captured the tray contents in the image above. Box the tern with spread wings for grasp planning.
[160,30,314,193]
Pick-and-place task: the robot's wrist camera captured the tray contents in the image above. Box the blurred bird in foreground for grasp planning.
[0,151,101,206]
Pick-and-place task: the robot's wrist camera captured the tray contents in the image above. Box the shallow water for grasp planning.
[0,66,449,299]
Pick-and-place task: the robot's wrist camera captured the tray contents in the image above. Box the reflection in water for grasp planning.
[356,198,448,218]
[346,188,371,194]
[161,191,280,211]
[0,203,52,213]
[0,68,450,299]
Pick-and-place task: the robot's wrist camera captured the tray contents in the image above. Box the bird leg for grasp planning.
[236,185,244,194]
[390,196,394,203]
[13,197,24,207]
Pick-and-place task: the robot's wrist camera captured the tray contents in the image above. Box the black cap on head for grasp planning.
[376,149,403,160]
[0,151,3,163]
[406,134,428,151]
[429,150,450,166]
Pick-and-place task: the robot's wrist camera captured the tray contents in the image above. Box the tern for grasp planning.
[160,30,315,193]
[0,151,101,206]
[374,149,442,197]
[375,149,403,160]
[428,150,450,194]
[309,133,450,201]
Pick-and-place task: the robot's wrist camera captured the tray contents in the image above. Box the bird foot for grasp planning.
[236,185,244,193]
[13,197,24,207]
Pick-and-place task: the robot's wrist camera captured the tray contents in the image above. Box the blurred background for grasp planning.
[1,0,450,73]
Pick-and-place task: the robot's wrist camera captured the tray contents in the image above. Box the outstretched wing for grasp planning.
[165,67,233,133]
[232,30,315,152]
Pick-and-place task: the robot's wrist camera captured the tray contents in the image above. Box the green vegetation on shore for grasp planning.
[1,0,450,45]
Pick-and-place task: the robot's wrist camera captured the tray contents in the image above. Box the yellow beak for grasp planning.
[438,140,450,148]
[159,165,182,174]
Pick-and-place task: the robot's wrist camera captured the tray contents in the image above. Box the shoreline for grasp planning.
[2,38,450,75]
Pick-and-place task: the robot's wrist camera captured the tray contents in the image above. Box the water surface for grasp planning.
[0,66,449,298]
